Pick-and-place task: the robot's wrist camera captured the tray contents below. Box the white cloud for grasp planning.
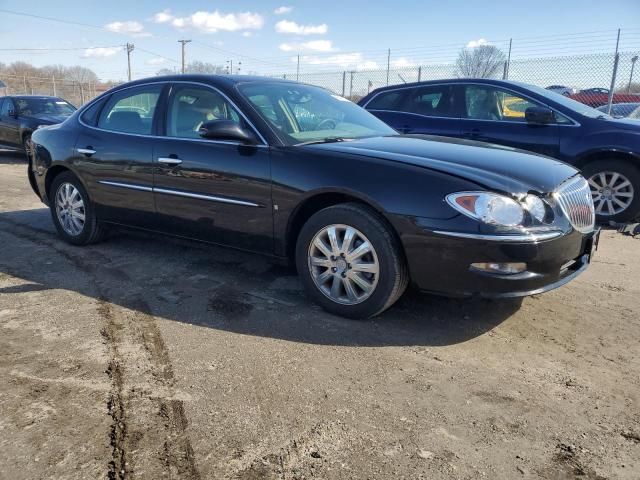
[274,6,292,15]
[154,10,264,33]
[105,20,145,34]
[146,57,167,65]
[275,20,327,35]
[279,40,335,52]
[391,57,416,68]
[82,46,122,58]
[242,31,253,37]
[152,9,173,23]
[298,52,377,70]
[466,38,490,48]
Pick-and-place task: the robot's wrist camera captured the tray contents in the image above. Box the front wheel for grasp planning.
[295,203,408,319]
[49,171,105,245]
[583,160,640,223]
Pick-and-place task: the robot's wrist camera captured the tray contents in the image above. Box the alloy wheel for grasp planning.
[588,171,634,216]
[308,224,379,305]
[55,182,86,236]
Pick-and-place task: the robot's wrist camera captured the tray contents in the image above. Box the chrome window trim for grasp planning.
[77,80,269,146]
[97,180,260,207]
[363,81,581,127]
[432,230,564,242]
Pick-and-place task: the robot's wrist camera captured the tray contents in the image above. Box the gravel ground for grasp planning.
[0,152,638,480]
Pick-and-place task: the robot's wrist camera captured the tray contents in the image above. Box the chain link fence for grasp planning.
[2,51,639,113]
[270,51,640,110]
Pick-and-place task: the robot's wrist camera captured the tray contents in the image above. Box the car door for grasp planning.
[364,84,461,137]
[0,98,21,147]
[152,82,273,254]
[73,83,165,226]
[459,84,560,157]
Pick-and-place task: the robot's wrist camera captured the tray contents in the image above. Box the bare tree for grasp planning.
[157,61,226,76]
[455,45,506,79]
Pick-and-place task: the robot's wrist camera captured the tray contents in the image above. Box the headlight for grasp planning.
[523,194,546,222]
[447,192,524,226]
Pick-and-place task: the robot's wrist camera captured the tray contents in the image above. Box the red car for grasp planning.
[569,88,640,107]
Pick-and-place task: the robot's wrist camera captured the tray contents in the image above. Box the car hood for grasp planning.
[306,135,579,194]
[24,113,70,125]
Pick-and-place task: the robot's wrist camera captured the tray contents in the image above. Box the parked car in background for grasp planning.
[569,88,640,107]
[596,102,640,119]
[359,79,640,222]
[29,75,598,318]
[0,95,76,158]
[546,85,577,96]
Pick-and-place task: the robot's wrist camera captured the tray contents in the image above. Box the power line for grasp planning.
[0,45,123,52]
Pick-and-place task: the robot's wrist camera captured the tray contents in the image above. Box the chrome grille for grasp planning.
[554,175,595,233]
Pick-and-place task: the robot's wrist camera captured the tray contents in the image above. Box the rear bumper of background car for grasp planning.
[392,214,599,298]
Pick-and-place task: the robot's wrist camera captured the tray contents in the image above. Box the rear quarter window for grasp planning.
[366,90,406,111]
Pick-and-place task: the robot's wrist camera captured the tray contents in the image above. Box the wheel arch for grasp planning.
[44,164,89,202]
[574,148,640,170]
[284,188,404,261]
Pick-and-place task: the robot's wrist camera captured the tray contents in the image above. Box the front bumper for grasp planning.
[395,215,599,298]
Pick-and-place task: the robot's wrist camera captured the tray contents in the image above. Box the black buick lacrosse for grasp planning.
[29,75,599,318]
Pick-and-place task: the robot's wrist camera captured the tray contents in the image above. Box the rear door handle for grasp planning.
[77,147,96,156]
[462,128,481,138]
[158,157,183,166]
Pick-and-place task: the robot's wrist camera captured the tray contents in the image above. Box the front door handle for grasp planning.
[77,147,96,156]
[158,157,183,166]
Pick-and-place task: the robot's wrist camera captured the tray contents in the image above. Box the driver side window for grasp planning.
[0,98,14,117]
[464,85,542,123]
[166,85,241,139]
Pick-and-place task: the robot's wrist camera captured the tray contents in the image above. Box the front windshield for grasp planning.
[15,98,76,116]
[238,82,396,145]
[515,83,607,118]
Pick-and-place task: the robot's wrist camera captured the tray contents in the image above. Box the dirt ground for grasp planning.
[0,152,638,480]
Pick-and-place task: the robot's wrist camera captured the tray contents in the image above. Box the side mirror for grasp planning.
[525,106,554,125]
[198,120,256,144]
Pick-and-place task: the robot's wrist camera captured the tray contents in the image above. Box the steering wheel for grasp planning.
[316,118,337,130]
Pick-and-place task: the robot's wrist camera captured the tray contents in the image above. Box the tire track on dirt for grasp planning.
[0,217,201,479]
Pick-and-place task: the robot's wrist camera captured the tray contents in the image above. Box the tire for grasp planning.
[22,133,33,161]
[295,203,408,319]
[582,160,640,223]
[49,171,105,245]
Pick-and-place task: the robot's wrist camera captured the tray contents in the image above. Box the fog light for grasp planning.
[470,262,527,275]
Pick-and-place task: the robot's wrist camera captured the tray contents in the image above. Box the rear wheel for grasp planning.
[49,171,105,245]
[583,160,640,223]
[295,203,408,319]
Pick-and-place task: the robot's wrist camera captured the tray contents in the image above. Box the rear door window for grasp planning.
[406,85,456,117]
[97,85,163,135]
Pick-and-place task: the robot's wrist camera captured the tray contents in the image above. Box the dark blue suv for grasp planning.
[359,79,640,222]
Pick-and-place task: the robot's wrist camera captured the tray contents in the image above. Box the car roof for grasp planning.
[366,78,529,94]
[10,95,66,100]
[126,74,299,88]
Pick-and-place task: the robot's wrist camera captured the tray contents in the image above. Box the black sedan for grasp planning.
[359,79,640,223]
[30,75,598,318]
[0,95,76,158]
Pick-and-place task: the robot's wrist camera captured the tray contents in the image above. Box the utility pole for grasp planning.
[226,59,233,75]
[628,55,639,93]
[296,54,300,81]
[52,75,57,96]
[503,38,512,80]
[178,39,191,74]
[126,43,135,81]
[386,48,391,86]
[606,28,621,115]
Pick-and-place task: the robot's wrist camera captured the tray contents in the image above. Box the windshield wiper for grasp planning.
[295,137,350,146]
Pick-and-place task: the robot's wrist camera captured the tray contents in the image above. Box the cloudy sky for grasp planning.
[0,0,639,81]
